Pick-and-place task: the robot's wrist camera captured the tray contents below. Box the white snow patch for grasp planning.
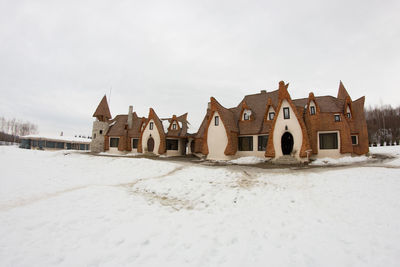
[1,146,400,266]
[310,155,370,165]
[228,156,266,164]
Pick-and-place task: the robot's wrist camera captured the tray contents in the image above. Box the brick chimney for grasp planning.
[128,106,133,129]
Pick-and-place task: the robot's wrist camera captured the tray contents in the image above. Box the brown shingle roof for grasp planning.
[293,96,344,113]
[93,95,111,121]
[164,113,190,138]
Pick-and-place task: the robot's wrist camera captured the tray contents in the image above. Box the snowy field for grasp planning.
[0,146,400,267]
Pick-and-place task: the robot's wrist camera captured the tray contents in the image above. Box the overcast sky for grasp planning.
[0,0,399,136]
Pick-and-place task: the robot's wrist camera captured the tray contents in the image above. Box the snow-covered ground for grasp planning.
[0,146,400,267]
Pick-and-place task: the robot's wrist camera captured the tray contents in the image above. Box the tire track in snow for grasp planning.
[0,165,186,212]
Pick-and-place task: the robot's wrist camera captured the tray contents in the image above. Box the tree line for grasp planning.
[365,105,400,146]
[0,116,38,144]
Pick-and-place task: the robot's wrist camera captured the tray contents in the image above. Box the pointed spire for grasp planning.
[93,95,111,122]
[337,81,350,100]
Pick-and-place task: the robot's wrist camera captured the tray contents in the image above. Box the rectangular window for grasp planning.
[99,130,103,134]
[238,136,253,151]
[166,139,179,150]
[149,122,154,130]
[347,113,351,119]
[32,140,38,147]
[56,142,64,149]
[244,113,249,120]
[351,135,358,145]
[93,133,96,139]
[319,133,338,149]
[283,107,290,119]
[258,135,268,151]
[172,123,177,130]
[110,137,119,148]
[334,114,341,122]
[38,140,45,148]
[46,141,55,148]
[132,138,139,149]
[268,112,275,120]
[215,116,219,126]
[310,106,315,115]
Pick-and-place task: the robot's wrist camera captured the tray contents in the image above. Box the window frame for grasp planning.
[243,112,250,120]
[110,137,119,148]
[214,116,219,126]
[172,123,177,130]
[132,138,139,149]
[319,132,338,150]
[257,135,268,151]
[310,106,316,115]
[238,136,253,151]
[351,135,358,145]
[166,139,179,151]
[283,107,290,119]
[268,112,275,120]
[149,122,154,130]
[334,114,341,122]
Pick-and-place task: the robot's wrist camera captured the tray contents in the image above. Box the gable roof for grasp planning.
[163,113,190,138]
[93,95,111,121]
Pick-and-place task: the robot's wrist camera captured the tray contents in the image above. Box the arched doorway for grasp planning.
[281,132,294,155]
[147,137,154,152]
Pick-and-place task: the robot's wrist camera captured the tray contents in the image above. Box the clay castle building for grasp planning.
[91,81,369,162]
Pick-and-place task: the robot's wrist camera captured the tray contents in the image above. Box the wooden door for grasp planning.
[147,137,154,152]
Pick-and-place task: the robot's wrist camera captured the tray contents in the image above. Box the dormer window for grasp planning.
[242,109,251,121]
[310,106,315,115]
[268,112,275,120]
[346,105,351,119]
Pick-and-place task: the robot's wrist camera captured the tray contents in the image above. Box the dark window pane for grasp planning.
[166,139,179,150]
[310,106,315,115]
[132,139,139,149]
[238,137,253,151]
[319,133,338,149]
[283,108,290,119]
[215,116,219,126]
[56,142,64,149]
[110,138,119,148]
[269,112,275,120]
[46,141,55,148]
[258,135,268,151]
[334,114,340,122]
[149,122,154,130]
[351,135,357,145]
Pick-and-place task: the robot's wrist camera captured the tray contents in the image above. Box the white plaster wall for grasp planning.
[108,147,123,154]
[316,130,342,158]
[141,119,161,155]
[207,112,231,160]
[272,100,303,160]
